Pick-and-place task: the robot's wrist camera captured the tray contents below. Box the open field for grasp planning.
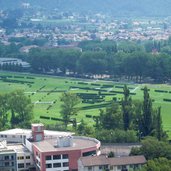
[0,71,171,137]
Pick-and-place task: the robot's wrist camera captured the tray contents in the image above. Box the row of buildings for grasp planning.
[0,123,146,171]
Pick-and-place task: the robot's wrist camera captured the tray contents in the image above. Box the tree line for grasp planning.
[27,39,171,82]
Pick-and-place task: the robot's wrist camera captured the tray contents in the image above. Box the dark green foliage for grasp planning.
[122,85,132,130]
[0,90,33,129]
[108,151,115,158]
[141,158,171,171]
[163,99,171,102]
[141,87,153,136]
[130,137,171,160]
[95,129,138,143]
[99,102,123,130]
[77,119,94,136]
[9,90,33,127]
[60,92,81,128]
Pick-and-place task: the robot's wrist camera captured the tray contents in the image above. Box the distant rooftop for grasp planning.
[0,128,73,136]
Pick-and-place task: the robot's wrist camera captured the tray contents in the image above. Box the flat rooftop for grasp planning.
[32,136,100,152]
[8,144,30,153]
[0,128,73,137]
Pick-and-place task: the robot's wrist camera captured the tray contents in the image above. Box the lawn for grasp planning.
[0,71,171,137]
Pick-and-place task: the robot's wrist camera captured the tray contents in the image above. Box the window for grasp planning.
[18,163,24,168]
[82,150,96,157]
[53,163,61,168]
[53,155,61,160]
[62,154,68,159]
[1,135,3,137]
[88,166,92,171]
[5,162,9,166]
[45,156,51,160]
[46,164,52,168]
[117,166,122,169]
[11,155,14,160]
[63,162,69,167]
[18,156,24,160]
[26,163,31,166]
[26,156,30,159]
[5,156,9,160]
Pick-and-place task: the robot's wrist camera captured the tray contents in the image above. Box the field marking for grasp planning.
[108,88,113,92]
[24,92,37,94]
[34,101,54,104]
[131,86,139,93]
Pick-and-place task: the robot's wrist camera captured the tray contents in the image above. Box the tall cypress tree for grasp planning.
[142,86,153,136]
[122,85,132,131]
[155,107,162,141]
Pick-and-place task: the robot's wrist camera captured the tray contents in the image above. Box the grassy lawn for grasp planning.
[0,71,171,136]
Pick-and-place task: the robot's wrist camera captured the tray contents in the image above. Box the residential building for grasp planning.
[78,155,146,171]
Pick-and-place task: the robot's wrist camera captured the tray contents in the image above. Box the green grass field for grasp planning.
[0,71,171,136]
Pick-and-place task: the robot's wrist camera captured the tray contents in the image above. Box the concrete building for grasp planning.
[0,140,17,171]
[0,58,30,69]
[0,127,73,143]
[8,144,34,171]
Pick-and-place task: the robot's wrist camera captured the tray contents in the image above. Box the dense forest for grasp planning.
[1,0,171,16]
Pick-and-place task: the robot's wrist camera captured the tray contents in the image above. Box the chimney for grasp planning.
[32,124,44,142]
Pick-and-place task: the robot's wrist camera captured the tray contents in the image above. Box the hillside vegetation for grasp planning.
[1,0,171,17]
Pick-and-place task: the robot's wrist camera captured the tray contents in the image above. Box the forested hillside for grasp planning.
[1,0,171,17]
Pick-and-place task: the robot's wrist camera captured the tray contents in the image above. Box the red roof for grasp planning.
[80,155,146,167]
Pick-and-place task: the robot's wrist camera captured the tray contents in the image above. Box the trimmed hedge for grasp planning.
[2,78,34,84]
[40,116,50,120]
[163,98,171,102]
[155,90,168,93]
[91,83,101,86]
[78,82,88,85]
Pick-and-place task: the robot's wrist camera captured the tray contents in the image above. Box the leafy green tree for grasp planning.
[77,119,95,136]
[99,102,123,130]
[60,92,81,128]
[141,158,171,171]
[0,94,9,129]
[130,137,171,160]
[9,90,33,127]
